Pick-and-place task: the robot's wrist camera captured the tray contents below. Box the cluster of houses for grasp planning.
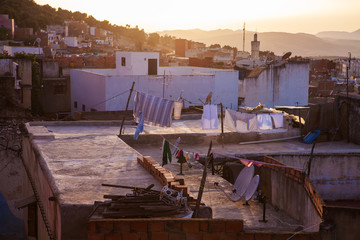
[1,13,359,120]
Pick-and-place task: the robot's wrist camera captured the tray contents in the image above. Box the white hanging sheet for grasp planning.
[201,104,219,129]
[256,114,273,130]
[270,112,284,128]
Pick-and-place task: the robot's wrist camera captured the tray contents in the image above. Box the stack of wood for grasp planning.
[96,183,194,218]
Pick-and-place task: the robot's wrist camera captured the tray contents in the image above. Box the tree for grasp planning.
[73,11,87,22]
[209,44,221,48]
[223,45,233,50]
[148,33,160,47]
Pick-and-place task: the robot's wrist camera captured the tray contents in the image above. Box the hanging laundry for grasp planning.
[171,137,181,155]
[256,114,273,130]
[270,112,284,128]
[134,91,174,127]
[248,115,258,131]
[201,104,219,130]
[176,150,187,164]
[134,112,144,140]
[162,139,172,166]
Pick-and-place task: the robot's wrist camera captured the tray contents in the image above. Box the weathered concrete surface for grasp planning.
[271,154,360,200]
[133,146,304,231]
[337,93,360,144]
[323,205,360,240]
[21,120,360,239]
[26,123,164,204]
[23,123,164,240]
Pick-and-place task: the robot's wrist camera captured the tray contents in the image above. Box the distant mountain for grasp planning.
[316,29,360,40]
[158,29,360,58]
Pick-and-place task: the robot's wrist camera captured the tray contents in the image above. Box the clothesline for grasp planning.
[159,136,304,171]
[214,152,304,171]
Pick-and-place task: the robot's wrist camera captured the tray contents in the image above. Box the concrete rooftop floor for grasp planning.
[27,119,360,231]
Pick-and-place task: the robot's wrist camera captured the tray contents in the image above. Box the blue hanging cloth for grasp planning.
[134,112,144,140]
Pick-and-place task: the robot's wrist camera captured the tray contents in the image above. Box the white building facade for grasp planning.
[239,62,309,108]
[1,46,44,56]
[64,36,78,47]
[70,52,239,114]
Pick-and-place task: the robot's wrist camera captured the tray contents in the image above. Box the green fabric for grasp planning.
[162,140,172,166]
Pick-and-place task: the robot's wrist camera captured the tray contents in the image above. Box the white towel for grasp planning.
[270,113,284,128]
[248,115,258,131]
[236,120,248,132]
[256,114,273,130]
[201,104,218,129]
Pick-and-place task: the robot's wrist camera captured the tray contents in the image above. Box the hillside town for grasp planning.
[0,2,360,240]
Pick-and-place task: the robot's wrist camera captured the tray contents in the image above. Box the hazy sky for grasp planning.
[34,0,359,34]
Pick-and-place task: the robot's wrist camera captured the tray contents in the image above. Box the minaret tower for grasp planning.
[251,33,260,59]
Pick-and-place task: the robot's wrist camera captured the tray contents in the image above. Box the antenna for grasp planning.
[243,22,246,52]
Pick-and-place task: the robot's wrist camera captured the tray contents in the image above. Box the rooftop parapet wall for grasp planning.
[88,218,321,240]
[260,156,323,231]
[270,153,360,200]
[336,93,360,145]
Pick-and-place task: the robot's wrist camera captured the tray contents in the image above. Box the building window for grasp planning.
[121,57,126,66]
[82,104,86,111]
[74,101,78,108]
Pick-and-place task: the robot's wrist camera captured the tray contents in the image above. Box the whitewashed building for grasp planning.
[1,46,44,56]
[70,52,239,114]
[239,61,309,107]
[64,36,78,47]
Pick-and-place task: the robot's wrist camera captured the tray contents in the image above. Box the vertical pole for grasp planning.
[220,103,224,147]
[118,81,135,136]
[211,155,214,175]
[220,103,224,135]
[179,162,183,175]
[307,141,316,177]
[259,195,268,222]
[346,53,351,143]
[193,141,212,218]
[298,108,302,138]
[163,70,165,98]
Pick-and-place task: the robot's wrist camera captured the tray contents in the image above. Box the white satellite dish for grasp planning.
[245,175,260,201]
[231,165,254,201]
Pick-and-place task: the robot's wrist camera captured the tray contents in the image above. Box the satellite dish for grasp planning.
[231,165,254,201]
[245,175,260,201]
[282,52,292,60]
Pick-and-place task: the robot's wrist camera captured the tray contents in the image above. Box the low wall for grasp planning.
[260,156,323,231]
[88,218,321,240]
[271,153,360,200]
[337,94,360,144]
[22,136,61,240]
[323,206,360,240]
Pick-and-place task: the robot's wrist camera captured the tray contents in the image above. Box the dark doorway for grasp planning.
[148,59,157,75]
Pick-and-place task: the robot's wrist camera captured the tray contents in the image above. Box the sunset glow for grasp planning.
[34,0,359,34]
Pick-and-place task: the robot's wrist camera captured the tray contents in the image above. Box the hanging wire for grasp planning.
[90,89,130,110]
[286,222,323,240]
